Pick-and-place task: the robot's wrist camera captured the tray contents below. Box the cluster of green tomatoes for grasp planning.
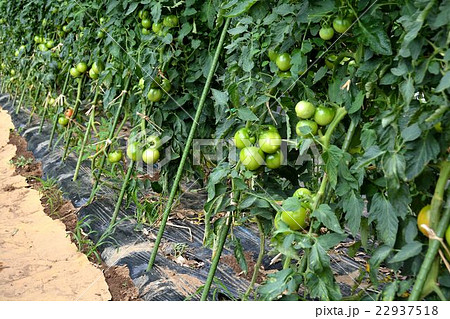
[33,35,55,52]
[125,135,161,165]
[69,60,104,79]
[295,101,335,137]
[138,9,178,36]
[234,125,283,171]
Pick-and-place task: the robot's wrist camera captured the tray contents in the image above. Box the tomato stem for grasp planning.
[243,217,265,300]
[430,161,450,230]
[62,76,85,161]
[147,17,231,271]
[26,82,42,126]
[108,159,135,229]
[409,187,450,300]
[89,77,131,203]
[49,71,70,149]
[73,87,99,181]
[200,212,232,301]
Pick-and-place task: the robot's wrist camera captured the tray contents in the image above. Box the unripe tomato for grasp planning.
[91,61,104,74]
[34,35,40,42]
[138,10,149,20]
[76,62,88,73]
[152,22,162,33]
[45,40,55,49]
[319,27,334,40]
[417,205,431,237]
[89,68,99,79]
[142,28,151,35]
[265,150,283,169]
[234,128,253,149]
[258,130,282,154]
[64,108,74,118]
[163,15,178,28]
[97,30,105,39]
[62,25,69,33]
[108,150,123,163]
[445,225,450,245]
[126,142,142,161]
[38,43,48,52]
[147,88,163,102]
[139,77,145,90]
[142,18,152,29]
[295,101,316,119]
[268,49,278,62]
[293,187,312,198]
[14,50,19,57]
[240,147,265,171]
[276,53,291,71]
[161,78,171,92]
[48,98,56,106]
[314,106,335,126]
[296,120,318,137]
[10,69,16,76]
[146,135,161,149]
[70,67,80,78]
[281,205,309,231]
[333,17,351,34]
[142,148,160,164]
[58,116,69,126]
[99,17,106,24]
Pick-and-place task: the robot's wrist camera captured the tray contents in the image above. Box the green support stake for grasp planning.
[15,85,27,114]
[146,17,231,271]
[62,77,85,161]
[108,160,135,229]
[89,77,131,203]
[73,88,100,181]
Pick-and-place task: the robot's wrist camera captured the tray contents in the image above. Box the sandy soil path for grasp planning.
[0,108,111,301]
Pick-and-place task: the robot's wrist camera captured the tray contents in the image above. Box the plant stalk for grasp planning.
[147,17,231,271]
[62,77,84,161]
[108,160,135,229]
[49,71,71,149]
[243,217,265,300]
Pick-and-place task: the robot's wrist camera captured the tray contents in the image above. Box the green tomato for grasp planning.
[142,28,151,35]
[70,67,80,78]
[293,187,312,198]
[163,15,178,28]
[276,53,291,71]
[38,43,48,52]
[147,88,163,102]
[138,10,149,20]
[314,106,335,126]
[325,54,337,69]
[14,50,19,57]
[234,127,252,149]
[76,62,88,73]
[417,205,431,237]
[100,17,106,24]
[161,78,171,92]
[126,142,142,161]
[296,120,318,137]
[445,225,450,245]
[268,49,278,62]
[319,26,334,40]
[89,68,99,79]
[265,150,283,169]
[152,22,162,33]
[281,205,309,231]
[34,35,40,42]
[139,77,145,90]
[142,18,152,29]
[142,148,160,164]
[146,135,161,149]
[108,150,123,163]
[45,40,55,49]
[62,25,69,33]
[97,30,105,39]
[258,130,282,154]
[240,147,265,171]
[91,61,104,74]
[58,116,69,126]
[277,71,292,78]
[333,17,351,34]
[295,100,316,119]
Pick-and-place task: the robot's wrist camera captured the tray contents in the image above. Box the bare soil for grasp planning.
[7,130,139,301]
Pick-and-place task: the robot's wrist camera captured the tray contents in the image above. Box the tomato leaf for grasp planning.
[435,71,450,92]
[232,238,248,274]
[312,204,344,234]
[237,108,258,121]
[223,0,259,18]
[369,193,398,247]
[388,241,422,263]
[305,268,342,301]
[342,190,364,236]
[357,15,392,56]
[404,133,440,180]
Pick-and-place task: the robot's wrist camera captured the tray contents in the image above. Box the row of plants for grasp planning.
[0,0,449,301]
